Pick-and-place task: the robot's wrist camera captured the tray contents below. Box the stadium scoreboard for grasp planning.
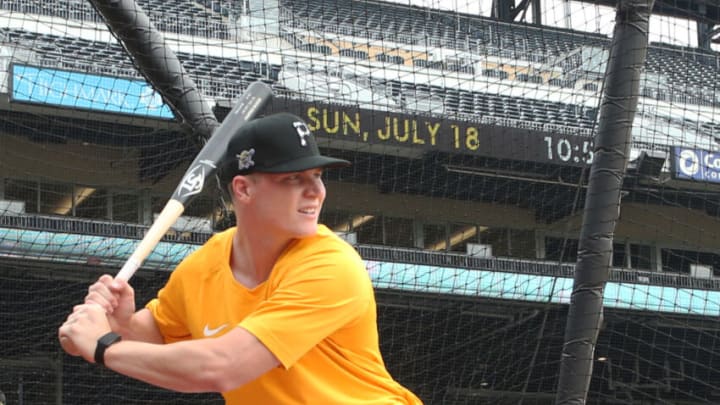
[276,99,595,167]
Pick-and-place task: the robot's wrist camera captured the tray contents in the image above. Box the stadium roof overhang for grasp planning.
[586,0,720,24]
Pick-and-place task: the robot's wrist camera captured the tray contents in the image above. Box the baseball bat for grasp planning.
[116,81,273,281]
[87,0,273,280]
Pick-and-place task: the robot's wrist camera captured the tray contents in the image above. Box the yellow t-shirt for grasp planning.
[146,225,422,404]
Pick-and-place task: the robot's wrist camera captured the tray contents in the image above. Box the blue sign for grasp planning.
[671,147,720,183]
[11,64,174,119]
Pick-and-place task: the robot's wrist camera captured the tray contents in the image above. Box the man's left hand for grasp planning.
[58,303,112,363]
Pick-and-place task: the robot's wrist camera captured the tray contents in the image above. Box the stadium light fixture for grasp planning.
[53,187,96,215]
[631,150,666,177]
[334,215,375,233]
[427,225,486,251]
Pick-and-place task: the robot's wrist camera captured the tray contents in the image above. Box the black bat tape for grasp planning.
[227,82,274,128]
[232,90,267,122]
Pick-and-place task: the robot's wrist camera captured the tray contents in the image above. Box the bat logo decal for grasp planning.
[177,164,205,198]
[236,148,256,171]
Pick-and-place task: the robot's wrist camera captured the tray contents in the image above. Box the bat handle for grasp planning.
[116,199,185,281]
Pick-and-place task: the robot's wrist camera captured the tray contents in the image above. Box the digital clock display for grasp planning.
[543,136,595,165]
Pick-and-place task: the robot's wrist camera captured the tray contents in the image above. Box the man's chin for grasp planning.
[294,224,319,239]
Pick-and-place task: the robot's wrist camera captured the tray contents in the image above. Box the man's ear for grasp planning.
[229,175,253,202]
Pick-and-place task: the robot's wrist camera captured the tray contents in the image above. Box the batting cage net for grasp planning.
[2,0,720,404]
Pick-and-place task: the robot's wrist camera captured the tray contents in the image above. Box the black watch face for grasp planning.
[101,332,121,345]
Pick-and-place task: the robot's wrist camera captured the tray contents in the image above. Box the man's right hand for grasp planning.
[85,274,137,335]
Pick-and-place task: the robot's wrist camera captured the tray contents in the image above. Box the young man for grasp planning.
[59,112,422,404]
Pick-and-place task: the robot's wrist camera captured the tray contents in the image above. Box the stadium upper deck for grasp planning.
[3,0,720,153]
[0,27,598,132]
[0,0,229,38]
[5,0,720,100]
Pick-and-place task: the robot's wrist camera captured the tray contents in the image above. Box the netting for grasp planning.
[2,0,720,404]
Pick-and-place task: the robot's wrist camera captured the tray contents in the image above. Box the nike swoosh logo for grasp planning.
[203,323,228,337]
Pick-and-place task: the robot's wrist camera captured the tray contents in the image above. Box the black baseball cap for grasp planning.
[218,113,350,184]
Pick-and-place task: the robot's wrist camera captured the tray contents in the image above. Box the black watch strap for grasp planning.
[94,332,122,366]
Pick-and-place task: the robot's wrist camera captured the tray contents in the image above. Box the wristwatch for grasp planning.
[94,332,122,366]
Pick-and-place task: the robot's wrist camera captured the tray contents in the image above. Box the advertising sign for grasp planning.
[671,147,720,183]
[11,64,174,119]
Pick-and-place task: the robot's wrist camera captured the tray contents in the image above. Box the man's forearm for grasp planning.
[100,327,278,394]
[102,338,227,393]
[117,308,164,344]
